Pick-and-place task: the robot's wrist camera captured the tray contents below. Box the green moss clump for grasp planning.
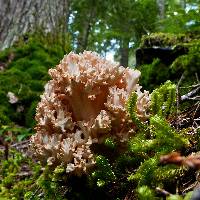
[126,91,146,129]
[92,155,116,187]
[140,33,191,48]
[171,40,200,75]
[137,185,157,200]
[0,35,70,128]
[128,115,188,186]
[150,81,176,117]
[139,59,173,91]
[126,79,199,198]
[0,150,41,199]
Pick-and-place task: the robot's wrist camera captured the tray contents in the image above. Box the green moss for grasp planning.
[25,101,37,128]
[92,155,116,187]
[126,91,146,129]
[0,150,41,199]
[138,33,200,98]
[0,91,12,126]
[137,185,157,200]
[167,195,183,200]
[26,65,49,80]
[150,81,176,117]
[128,115,189,193]
[0,48,12,62]
[139,58,172,91]
[0,34,68,128]
[126,84,190,196]
[140,33,191,48]
[171,50,200,75]
[35,166,69,200]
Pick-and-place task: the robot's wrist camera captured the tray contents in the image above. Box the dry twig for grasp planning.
[155,187,171,197]
[176,73,185,130]
[181,86,200,102]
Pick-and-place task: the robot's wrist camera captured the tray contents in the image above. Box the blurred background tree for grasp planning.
[159,0,200,33]
[0,0,158,66]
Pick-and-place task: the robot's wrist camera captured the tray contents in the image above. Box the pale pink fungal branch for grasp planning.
[136,87,151,121]
[31,51,150,175]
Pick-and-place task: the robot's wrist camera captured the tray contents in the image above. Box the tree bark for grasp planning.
[0,0,71,50]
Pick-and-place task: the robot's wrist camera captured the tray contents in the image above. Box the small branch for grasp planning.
[195,73,199,83]
[17,171,32,178]
[187,96,200,101]
[192,102,200,127]
[176,73,185,130]
[180,86,200,102]
[29,186,41,200]
[11,139,30,149]
[156,187,171,196]
[180,83,200,89]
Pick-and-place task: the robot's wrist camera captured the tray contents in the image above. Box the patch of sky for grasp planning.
[185,3,198,13]
[105,50,115,62]
[186,20,196,26]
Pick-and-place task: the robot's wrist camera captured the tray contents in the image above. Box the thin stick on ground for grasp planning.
[176,73,185,131]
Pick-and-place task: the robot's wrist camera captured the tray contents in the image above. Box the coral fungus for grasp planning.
[31,51,150,175]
